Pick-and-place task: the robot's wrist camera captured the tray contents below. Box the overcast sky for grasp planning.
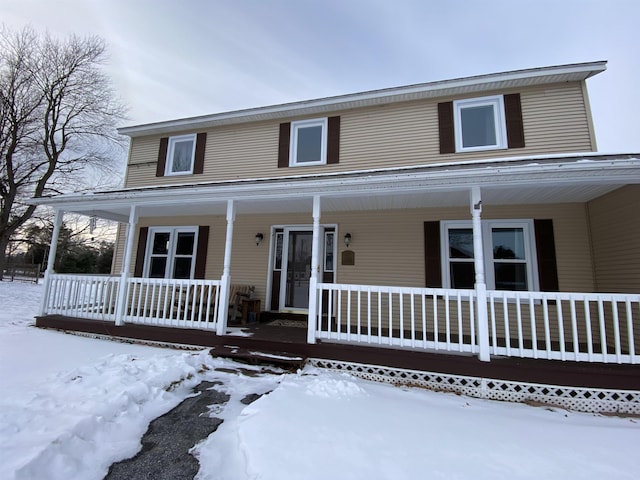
[2,0,639,152]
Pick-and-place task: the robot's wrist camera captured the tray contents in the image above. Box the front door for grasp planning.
[269,226,336,312]
[283,230,313,310]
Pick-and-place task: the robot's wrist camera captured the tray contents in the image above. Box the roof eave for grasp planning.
[118,61,607,138]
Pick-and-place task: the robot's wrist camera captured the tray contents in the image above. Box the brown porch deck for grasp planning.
[35,315,640,391]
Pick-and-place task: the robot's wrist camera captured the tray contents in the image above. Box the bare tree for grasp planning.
[0,26,126,276]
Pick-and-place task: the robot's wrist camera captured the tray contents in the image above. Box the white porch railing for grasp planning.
[124,278,221,330]
[487,290,640,364]
[44,274,120,321]
[314,283,640,364]
[315,283,479,354]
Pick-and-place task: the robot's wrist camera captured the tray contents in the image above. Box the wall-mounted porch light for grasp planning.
[255,233,264,246]
[344,233,352,247]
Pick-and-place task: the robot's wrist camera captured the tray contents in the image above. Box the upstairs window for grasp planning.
[166,134,196,175]
[290,118,328,166]
[278,117,340,168]
[453,95,507,152]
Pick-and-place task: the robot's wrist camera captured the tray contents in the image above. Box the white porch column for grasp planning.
[471,187,490,362]
[307,195,321,344]
[39,209,64,316]
[216,200,235,336]
[114,205,138,326]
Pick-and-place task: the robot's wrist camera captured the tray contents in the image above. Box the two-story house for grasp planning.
[33,61,640,411]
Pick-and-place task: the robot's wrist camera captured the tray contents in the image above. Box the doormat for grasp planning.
[266,319,308,328]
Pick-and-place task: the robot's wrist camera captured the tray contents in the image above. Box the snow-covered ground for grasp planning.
[1,281,639,479]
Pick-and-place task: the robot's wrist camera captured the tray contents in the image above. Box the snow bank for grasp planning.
[235,366,640,480]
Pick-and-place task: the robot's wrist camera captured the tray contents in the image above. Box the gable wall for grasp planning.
[124,82,594,188]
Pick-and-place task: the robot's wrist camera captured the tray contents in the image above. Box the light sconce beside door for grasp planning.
[255,233,264,246]
[344,233,352,247]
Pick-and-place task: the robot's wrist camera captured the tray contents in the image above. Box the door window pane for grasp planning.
[324,232,335,272]
[274,233,283,270]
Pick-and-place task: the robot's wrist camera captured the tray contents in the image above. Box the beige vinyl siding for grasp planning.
[113,202,595,301]
[124,82,594,188]
[588,185,640,293]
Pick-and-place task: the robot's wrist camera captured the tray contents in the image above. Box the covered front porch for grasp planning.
[34,154,640,368]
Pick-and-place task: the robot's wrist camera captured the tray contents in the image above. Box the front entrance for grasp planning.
[284,230,313,310]
[269,226,336,312]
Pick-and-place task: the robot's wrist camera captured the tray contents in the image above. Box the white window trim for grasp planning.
[289,118,328,167]
[440,219,539,291]
[165,134,196,176]
[453,95,507,153]
[143,226,199,279]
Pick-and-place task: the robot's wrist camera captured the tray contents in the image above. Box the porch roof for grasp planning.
[117,61,606,138]
[30,153,640,222]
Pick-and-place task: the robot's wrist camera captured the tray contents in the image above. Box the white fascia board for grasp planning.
[118,61,607,138]
[32,156,639,213]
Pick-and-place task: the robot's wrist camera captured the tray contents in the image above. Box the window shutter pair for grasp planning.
[278,116,341,168]
[437,94,525,154]
[423,219,558,291]
[156,133,207,177]
[133,226,210,279]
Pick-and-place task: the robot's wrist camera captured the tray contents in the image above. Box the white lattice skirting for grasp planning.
[308,358,640,415]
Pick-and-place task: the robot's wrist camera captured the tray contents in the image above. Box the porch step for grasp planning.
[209,344,306,371]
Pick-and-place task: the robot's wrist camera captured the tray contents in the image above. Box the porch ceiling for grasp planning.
[30,153,640,221]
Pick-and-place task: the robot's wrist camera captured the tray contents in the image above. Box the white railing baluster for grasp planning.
[399,290,404,345]
[445,291,451,350]
[490,292,498,355]
[410,290,416,348]
[516,295,523,355]
[457,291,463,352]
[388,290,393,346]
[626,300,635,363]
[597,299,607,362]
[612,300,621,363]
[584,299,594,361]
[503,295,511,357]
[433,294,438,350]
[542,298,551,358]
[557,298,566,361]
[367,288,372,343]
[346,288,352,342]
[421,292,427,349]
[570,298,579,361]
[469,292,476,351]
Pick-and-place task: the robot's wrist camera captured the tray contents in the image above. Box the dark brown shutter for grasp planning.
[278,123,291,168]
[193,133,207,174]
[133,227,149,277]
[504,93,525,149]
[194,226,209,279]
[327,116,340,164]
[534,219,559,292]
[424,221,442,287]
[438,102,455,154]
[156,138,169,177]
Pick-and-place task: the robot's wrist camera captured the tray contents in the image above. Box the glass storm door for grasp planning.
[283,231,313,310]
